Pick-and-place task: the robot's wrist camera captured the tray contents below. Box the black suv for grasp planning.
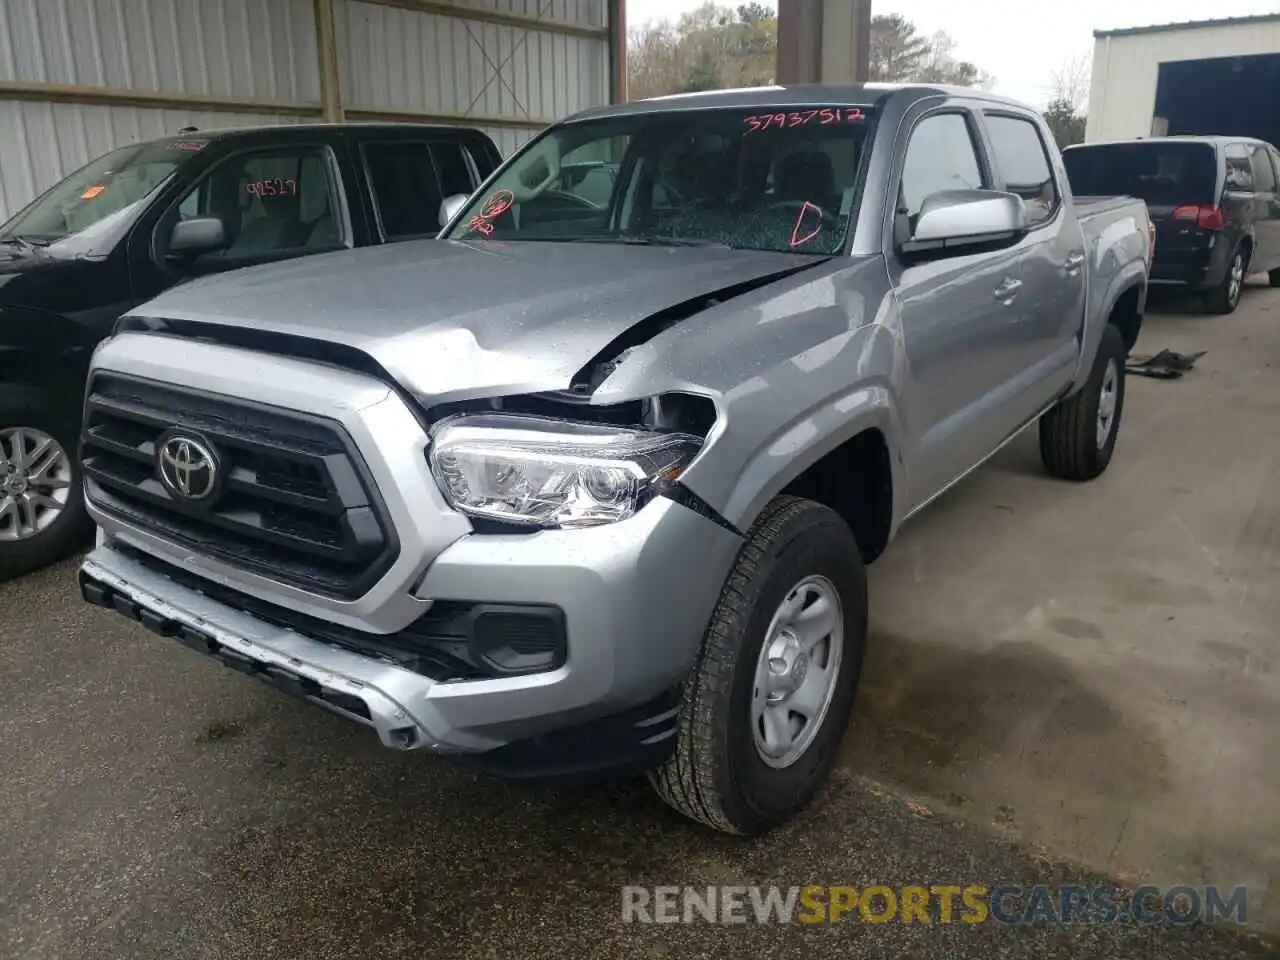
[0,123,502,579]
[1064,135,1280,314]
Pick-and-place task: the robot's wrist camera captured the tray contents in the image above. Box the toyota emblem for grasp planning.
[157,434,220,503]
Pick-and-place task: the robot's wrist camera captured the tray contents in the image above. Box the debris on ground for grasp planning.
[1126,349,1207,380]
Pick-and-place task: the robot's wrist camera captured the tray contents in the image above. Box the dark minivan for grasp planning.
[0,123,502,579]
[1064,135,1280,314]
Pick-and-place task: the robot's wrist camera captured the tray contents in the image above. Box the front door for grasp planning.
[130,138,351,303]
[890,109,1029,511]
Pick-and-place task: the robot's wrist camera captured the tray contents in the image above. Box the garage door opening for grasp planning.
[1153,53,1280,146]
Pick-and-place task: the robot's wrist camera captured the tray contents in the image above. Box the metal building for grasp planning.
[1087,13,1280,145]
[0,0,624,221]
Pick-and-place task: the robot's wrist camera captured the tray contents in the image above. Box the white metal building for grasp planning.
[1087,13,1280,144]
[0,0,623,221]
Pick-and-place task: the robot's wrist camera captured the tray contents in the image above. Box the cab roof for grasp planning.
[567,82,1036,123]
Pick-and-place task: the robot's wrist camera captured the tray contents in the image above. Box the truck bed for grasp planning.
[1074,195,1144,221]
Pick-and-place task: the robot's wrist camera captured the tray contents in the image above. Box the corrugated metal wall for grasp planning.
[0,0,318,218]
[1087,17,1280,141]
[340,0,608,157]
[0,0,613,221]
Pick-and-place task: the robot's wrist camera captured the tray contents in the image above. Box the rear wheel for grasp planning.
[649,497,867,835]
[1039,323,1126,482]
[1205,247,1246,314]
[1269,267,1280,288]
[0,413,91,581]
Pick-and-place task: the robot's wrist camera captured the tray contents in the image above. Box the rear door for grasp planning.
[980,111,1085,405]
[356,135,488,242]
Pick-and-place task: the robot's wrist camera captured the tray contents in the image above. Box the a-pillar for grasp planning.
[776,0,872,85]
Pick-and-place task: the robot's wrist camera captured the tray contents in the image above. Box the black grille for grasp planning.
[82,374,398,599]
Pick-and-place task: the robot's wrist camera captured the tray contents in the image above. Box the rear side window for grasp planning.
[363,140,479,240]
[1248,145,1276,193]
[1226,144,1253,190]
[984,114,1058,225]
[1063,142,1218,207]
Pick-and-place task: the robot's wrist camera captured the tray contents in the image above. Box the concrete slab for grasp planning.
[844,281,1280,932]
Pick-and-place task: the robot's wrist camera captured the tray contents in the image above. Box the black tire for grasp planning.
[1204,247,1246,314]
[649,496,867,835]
[1039,323,1126,482]
[0,408,92,582]
[1269,267,1280,288]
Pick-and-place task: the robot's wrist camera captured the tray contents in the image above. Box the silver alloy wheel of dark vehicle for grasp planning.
[1227,252,1245,307]
[1207,248,1246,314]
[0,426,73,542]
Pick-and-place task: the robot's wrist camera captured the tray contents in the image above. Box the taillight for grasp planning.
[1148,221,1156,259]
[1171,204,1225,230]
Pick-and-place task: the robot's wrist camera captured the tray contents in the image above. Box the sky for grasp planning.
[625,0,1280,107]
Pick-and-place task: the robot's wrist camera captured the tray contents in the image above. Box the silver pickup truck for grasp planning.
[77,84,1152,835]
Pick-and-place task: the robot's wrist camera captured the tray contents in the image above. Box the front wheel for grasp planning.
[0,414,91,581]
[1039,323,1127,482]
[649,497,867,835]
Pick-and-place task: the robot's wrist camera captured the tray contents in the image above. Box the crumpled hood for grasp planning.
[126,239,824,402]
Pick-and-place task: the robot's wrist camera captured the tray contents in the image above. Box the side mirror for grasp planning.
[899,190,1027,260]
[439,193,470,228]
[168,216,227,256]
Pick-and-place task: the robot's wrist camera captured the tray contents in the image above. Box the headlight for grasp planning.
[428,413,701,528]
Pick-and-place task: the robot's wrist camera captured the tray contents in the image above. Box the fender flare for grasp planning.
[1070,266,1146,394]
[685,383,906,534]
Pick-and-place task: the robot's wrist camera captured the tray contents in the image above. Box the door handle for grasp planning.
[1064,252,1085,274]
[994,277,1023,302]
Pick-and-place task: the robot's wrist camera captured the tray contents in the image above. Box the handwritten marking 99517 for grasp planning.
[745,108,865,132]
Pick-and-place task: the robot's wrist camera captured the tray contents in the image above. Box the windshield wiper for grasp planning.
[0,235,50,252]
[559,235,732,249]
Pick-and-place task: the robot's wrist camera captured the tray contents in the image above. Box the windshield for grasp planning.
[1063,142,1218,208]
[442,105,874,255]
[0,141,194,247]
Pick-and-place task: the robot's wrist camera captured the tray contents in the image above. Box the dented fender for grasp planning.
[591,256,905,532]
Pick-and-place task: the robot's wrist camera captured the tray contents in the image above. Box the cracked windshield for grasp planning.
[445,106,871,254]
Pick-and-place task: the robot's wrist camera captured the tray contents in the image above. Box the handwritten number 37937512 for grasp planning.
[744,108,865,133]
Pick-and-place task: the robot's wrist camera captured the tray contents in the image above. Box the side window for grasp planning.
[430,142,476,199]
[900,113,985,220]
[984,114,1059,225]
[1225,144,1253,190]
[363,141,446,240]
[175,146,341,260]
[1249,145,1276,193]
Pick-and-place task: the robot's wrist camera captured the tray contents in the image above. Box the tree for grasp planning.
[1044,98,1087,148]
[627,4,990,100]
[1049,50,1092,112]
[1044,51,1091,148]
[868,15,989,87]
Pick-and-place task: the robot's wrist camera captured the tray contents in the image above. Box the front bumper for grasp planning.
[80,494,742,761]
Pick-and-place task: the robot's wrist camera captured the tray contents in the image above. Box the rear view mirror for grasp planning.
[899,190,1027,259]
[169,216,227,256]
[439,193,470,228]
